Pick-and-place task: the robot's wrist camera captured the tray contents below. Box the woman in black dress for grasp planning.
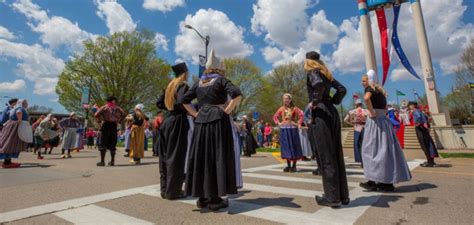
[180,50,242,211]
[156,62,190,200]
[305,51,349,208]
[241,115,257,157]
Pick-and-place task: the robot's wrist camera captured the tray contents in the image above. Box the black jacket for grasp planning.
[306,69,346,117]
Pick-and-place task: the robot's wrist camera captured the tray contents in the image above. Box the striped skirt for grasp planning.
[0,121,28,159]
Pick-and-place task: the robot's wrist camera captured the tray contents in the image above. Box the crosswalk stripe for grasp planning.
[243,173,360,187]
[311,159,423,225]
[0,184,160,224]
[54,205,153,225]
[264,168,367,179]
[140,188,325,225]
[276,165,365,174]
[243,183,323,197]
[242,164,282,173]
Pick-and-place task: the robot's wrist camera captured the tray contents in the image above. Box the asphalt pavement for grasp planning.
[0,147,472,225]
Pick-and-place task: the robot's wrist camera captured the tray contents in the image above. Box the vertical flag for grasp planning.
[198,55,206,78]
[376,8,390,86]
[392,4,421,80]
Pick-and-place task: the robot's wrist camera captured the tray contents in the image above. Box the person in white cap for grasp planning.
[360,71,411,192]
[59,112,83,159]
[126,104,147,165]
[180,49,242,211]
[344,99,368,167]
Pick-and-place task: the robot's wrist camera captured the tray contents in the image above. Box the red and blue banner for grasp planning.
[392,4,421,80]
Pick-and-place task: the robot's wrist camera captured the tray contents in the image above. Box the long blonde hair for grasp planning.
[304,59,333,81]
[165,73,188,111]
[362,75,387,97]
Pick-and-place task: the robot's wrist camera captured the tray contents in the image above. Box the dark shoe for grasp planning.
[302,157,310,161]
[360,181,377,191]
[160,192,166,199]
[312,168,321,176]
[196,198,209,208]
[283,167,290,173]
[167,194,187,200]
[208,198,228,211]
[289,167,297,173]
[377,183,395,192]
[123,154,129,157]
[108,161,115,166]
[341,198,350,205]
[315,195,341,208]
[420,162,435,167]
[96,162,105,167]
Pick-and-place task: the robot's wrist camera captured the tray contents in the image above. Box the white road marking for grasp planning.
[0,159,424,225]
[243,183,323,197]
[243,172,360,187]
[310,160,422,225]
[242,164,282,173]
[264,168,367,179]
[54,205,153,225]
[140,188,327,225]
[0,185,159,223]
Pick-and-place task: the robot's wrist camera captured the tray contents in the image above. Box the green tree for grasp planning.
[223,58,263,117]
[56,30,171,121]
[444,39,474,123]
[27,105,53,114]
[255,62,308,122]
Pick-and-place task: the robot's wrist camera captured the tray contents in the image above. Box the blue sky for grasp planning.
[0,0,473,113]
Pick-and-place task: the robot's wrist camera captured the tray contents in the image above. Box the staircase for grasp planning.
[343,126,436,150]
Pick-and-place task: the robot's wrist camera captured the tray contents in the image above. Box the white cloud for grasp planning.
[143,0,185,12]
[96,0,136,34]
[0,39,64,95]
[251,0,339,67]
[251,0,310,50]
[0,26,16,40]
[154,33,168,51]
[12,0,48,21]
[331,0,474,81]
[175,9,253,64]
[12,0,96,51]
[0,79,26,93]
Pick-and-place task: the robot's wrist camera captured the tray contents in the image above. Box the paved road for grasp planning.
[0,148,472,225]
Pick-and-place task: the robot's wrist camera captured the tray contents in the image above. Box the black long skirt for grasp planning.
[308,103,349,202]
[242,131,257,156]
[99,122,117,151]
[158,113,189,199]
[185,116,237,198]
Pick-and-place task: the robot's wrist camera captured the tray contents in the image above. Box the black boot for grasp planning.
[377,183,395,192]
[196,198,209,208]
[360,181,377,191]
[290,161,297,172]
[208,197,228,211]
[315,195,341,208]
[97,150,106,166]
[312,168,321,176]
[109,150,116,166]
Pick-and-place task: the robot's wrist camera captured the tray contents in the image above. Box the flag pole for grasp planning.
[396,91,399,107]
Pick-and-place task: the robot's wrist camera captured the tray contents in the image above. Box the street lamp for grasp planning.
[184,24,210,63]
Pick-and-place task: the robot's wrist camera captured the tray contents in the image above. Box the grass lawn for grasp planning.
[257,148,280,153]
[440,153,474,158]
